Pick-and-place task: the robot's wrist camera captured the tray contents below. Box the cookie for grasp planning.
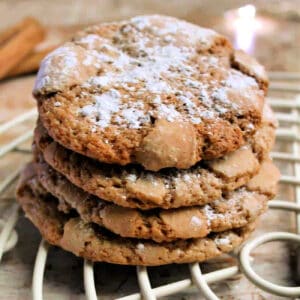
[35,160,272,242]
[16,163,255,266]
[34,15,267,171]
[33,107,276,210]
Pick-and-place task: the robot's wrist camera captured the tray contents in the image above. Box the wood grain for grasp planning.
[0,17,45,79]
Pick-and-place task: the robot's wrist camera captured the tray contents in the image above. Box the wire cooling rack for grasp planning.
[0,72,300,299]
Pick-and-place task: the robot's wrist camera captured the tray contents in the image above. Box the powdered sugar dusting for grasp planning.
[173,171,201,186]
[204,205,225,226]
[50,46,78,68]
[136,243,145,251]
[215,236,230,246]
[183,174,192,182]
[80,89,121,128]
[190,216,202,227]
[83,44,190,96]
[34,45,79,92]
[177,92,215,123]
[126,174,137,182]
[131,15,217,45]
[212,88,228,103]
[156,103,181,122]
[86,75,113,87]
[116,102,150,129]
[146,80,172,93]
[131,16,151,30]
[80,91,151,129]
[77,34,103,49]
[226,70,258,90]
[37,15,264,132]
[211,69,259,113]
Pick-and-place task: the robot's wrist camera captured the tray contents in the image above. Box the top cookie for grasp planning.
[34,15,268,171]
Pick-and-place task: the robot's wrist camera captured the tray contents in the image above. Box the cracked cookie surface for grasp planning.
[16,163,255,266]
[34,15,268,171]
[35,159,278,242]
[34,103,276,210]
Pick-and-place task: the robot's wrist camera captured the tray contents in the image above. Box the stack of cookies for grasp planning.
[17,15,280,266]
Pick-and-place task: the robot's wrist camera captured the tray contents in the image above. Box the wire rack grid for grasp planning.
[0,72,300,300]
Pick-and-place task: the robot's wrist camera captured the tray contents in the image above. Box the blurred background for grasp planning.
[0,0,300,123]
[0,1,300,299]
[0,0,299,122]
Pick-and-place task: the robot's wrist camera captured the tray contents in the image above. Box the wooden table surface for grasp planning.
[0,1,300,299]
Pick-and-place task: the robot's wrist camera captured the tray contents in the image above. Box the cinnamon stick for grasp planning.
[0,17,37,46]
[0,17,45,80]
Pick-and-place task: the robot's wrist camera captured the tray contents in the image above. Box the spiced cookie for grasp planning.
[16,163,255,266]
[35,160,277,242]
[34,15,267,171]
[33,108,276,210]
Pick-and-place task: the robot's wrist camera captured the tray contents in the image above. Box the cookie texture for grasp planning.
[34,15,267,170]
[34,106,276,210]
[35,160,273,242]
[16,163,254,266]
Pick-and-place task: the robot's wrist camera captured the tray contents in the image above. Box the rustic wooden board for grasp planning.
[0,1,299,299]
